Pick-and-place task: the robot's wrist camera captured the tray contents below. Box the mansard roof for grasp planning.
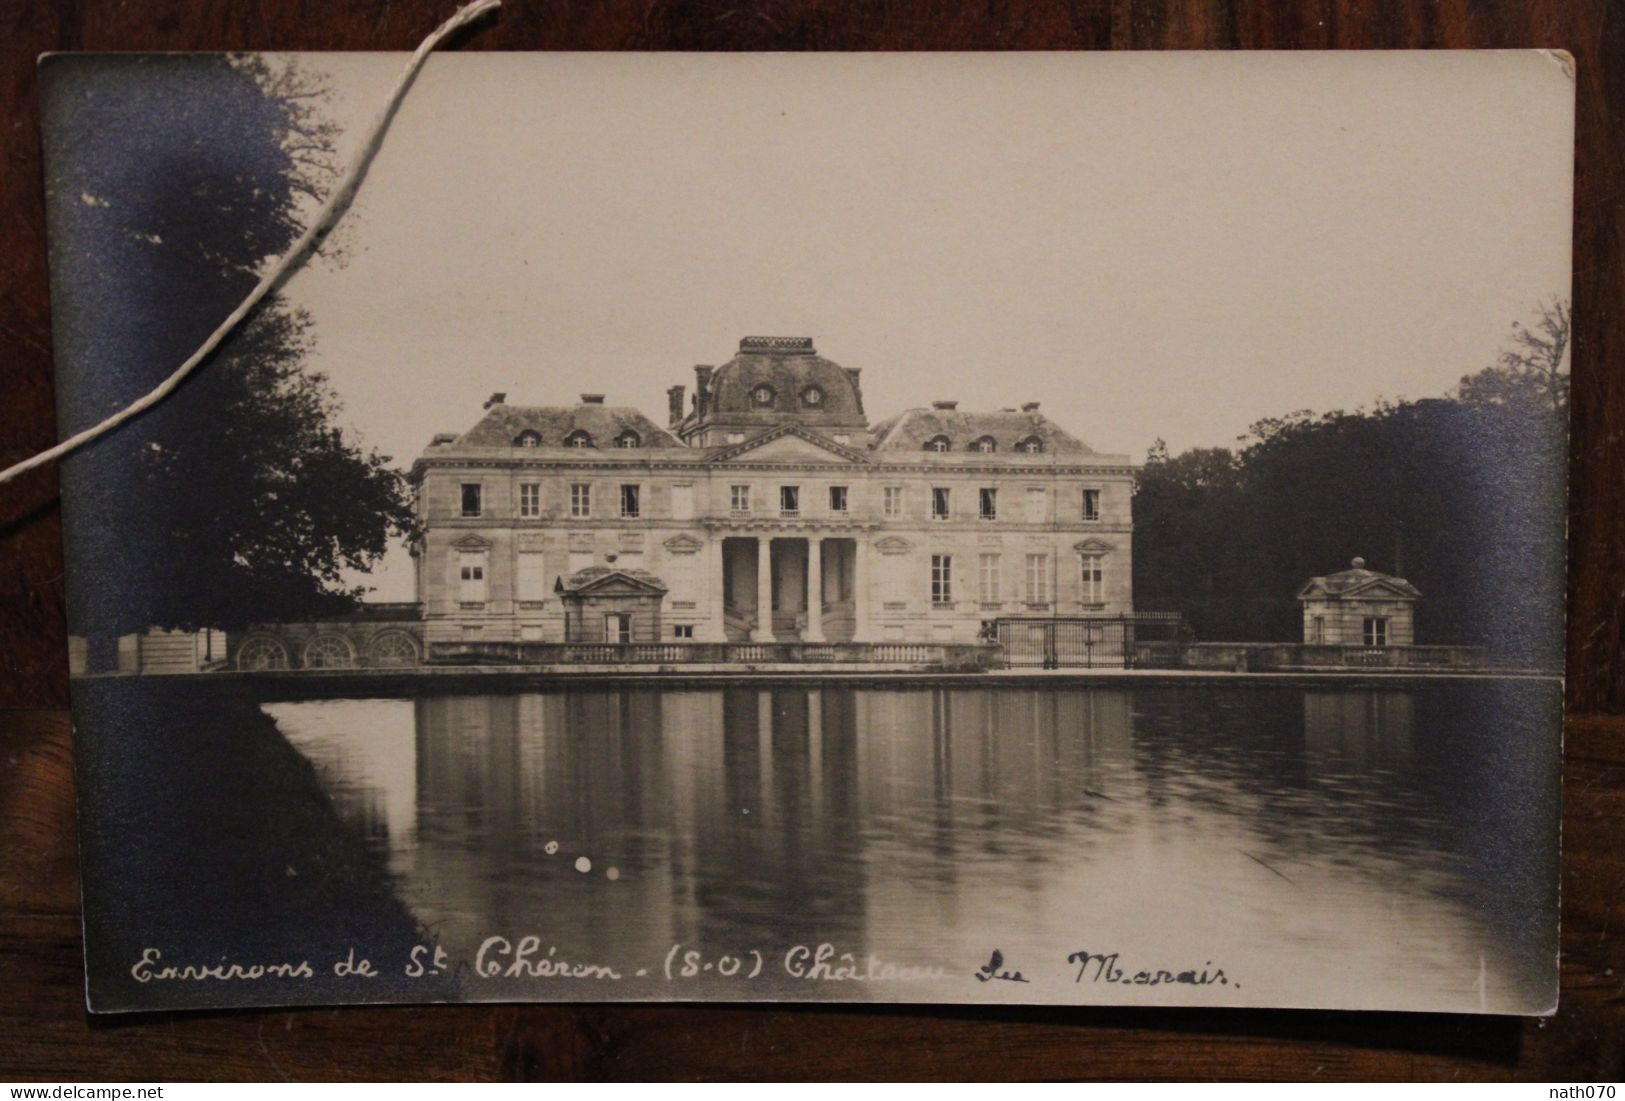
[1297,558,1421,602]
[869,407,1094,454]
[697,337,867,427]
[453,403,683,449]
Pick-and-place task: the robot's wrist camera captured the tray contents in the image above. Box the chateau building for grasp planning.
[411,337,1135,647]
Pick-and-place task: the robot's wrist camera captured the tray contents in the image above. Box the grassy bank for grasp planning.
[72,676,454,1011]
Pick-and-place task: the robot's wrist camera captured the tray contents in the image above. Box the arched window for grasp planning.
[614,430,641,449]
[1015,436,1044,454]
[302,635,356,670]
[972,436,997,453]
[368,631,420,668]
[514,430,542,448]
[801,386,824,408]
[236,636,289,671]
[924,435,952,453]
[750,384,776,408]
[565,430,594,449]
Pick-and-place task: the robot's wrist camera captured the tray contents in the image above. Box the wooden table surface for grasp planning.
[2,0,1622,1082]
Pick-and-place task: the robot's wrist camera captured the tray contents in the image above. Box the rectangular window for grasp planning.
[883,486,904,518]
[780,485,800,516]
[1025,553,1049,604]
[457,552,487,603]
[932,487,951,520]
[730,484,751,514]
[519,483,541,518]
[1081,553,1104,603]
[1311,615,1326,644]
[829,485,848,513]
[931,554,953,606]
[1082,488,1101,522]
[673,624,695,639]
[606,613,632,644]
[620,484,640,518]
[979,487,998,521]
[1364,616,1388,647]
[670,484,694,520]
[978,553,1001,604]
[1025,487,1048,523]
[570,483,591,518]
[517,551,547,603]
[460,483,482,517]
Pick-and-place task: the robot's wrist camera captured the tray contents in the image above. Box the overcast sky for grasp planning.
[274,51,1574,599]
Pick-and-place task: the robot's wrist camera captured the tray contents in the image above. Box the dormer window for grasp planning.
[514,430,542,448]
[1015,436,1044,454]
[972,436,997,453]
[614,430,641,449]
[801,386,824,408]
[565,430,594,449]
[925,435,952,453]
[751,384,776,408]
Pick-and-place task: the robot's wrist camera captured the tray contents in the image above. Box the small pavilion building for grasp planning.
[1297,557,1421,648]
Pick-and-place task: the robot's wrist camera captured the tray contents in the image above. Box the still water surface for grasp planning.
[265,681,1558,1012]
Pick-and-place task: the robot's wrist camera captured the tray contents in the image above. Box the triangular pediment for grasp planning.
[1297,577,1419,601]
[555,570,668,596]
[1073,538,1116,555]
[1340,578,1420,601]
[874,535,914,555]
[451,534,493,550]
[663,534,703,555]
[711,424,867,465]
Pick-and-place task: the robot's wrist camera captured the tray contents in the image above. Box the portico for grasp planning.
[718,533,867,643]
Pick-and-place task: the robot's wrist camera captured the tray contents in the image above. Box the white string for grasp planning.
[0,0,501,487]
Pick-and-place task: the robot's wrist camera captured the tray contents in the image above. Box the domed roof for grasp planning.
[703,337,867,426]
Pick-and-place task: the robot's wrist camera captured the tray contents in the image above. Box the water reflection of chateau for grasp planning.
[367,688,1138,963]
[271,680,1557,1010]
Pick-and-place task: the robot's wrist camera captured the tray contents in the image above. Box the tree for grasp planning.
[1132,306,1568,665]
[1457,299,1571,416]
[42,55,414,665]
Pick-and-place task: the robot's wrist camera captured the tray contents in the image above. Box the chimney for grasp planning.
[844,367,864,411]
[931,400,958,411]
[1021,401,1041,413]
[483,392,506,410]
[580,393,605,404]
[431,432,457,446]
[694,365,713,416]
[667,384,686,425]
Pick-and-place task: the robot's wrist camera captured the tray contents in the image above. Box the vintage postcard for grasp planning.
[41,51,1571,1014]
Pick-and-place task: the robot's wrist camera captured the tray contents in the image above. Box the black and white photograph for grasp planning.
[41,49,1571,1015]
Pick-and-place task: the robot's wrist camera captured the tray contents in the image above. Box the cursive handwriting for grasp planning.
[130,947,314,983]
[474,936,622,980]
[784,942,948,982]
[1069,949,1233,988]
[974,949,1029,983]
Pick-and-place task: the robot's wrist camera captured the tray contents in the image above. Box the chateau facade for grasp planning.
[411,337,1135,647]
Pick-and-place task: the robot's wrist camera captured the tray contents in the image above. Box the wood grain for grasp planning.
[1,0,1621,1081]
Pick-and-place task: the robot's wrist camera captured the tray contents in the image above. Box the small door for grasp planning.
[605,613,633,643]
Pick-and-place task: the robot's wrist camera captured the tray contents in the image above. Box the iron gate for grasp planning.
[990,614,1186,669]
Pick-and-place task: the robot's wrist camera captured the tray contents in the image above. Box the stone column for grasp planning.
[805,537,826,642]
[752,536,774,641]
[851,538,871,642]
[700,534,726,642]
